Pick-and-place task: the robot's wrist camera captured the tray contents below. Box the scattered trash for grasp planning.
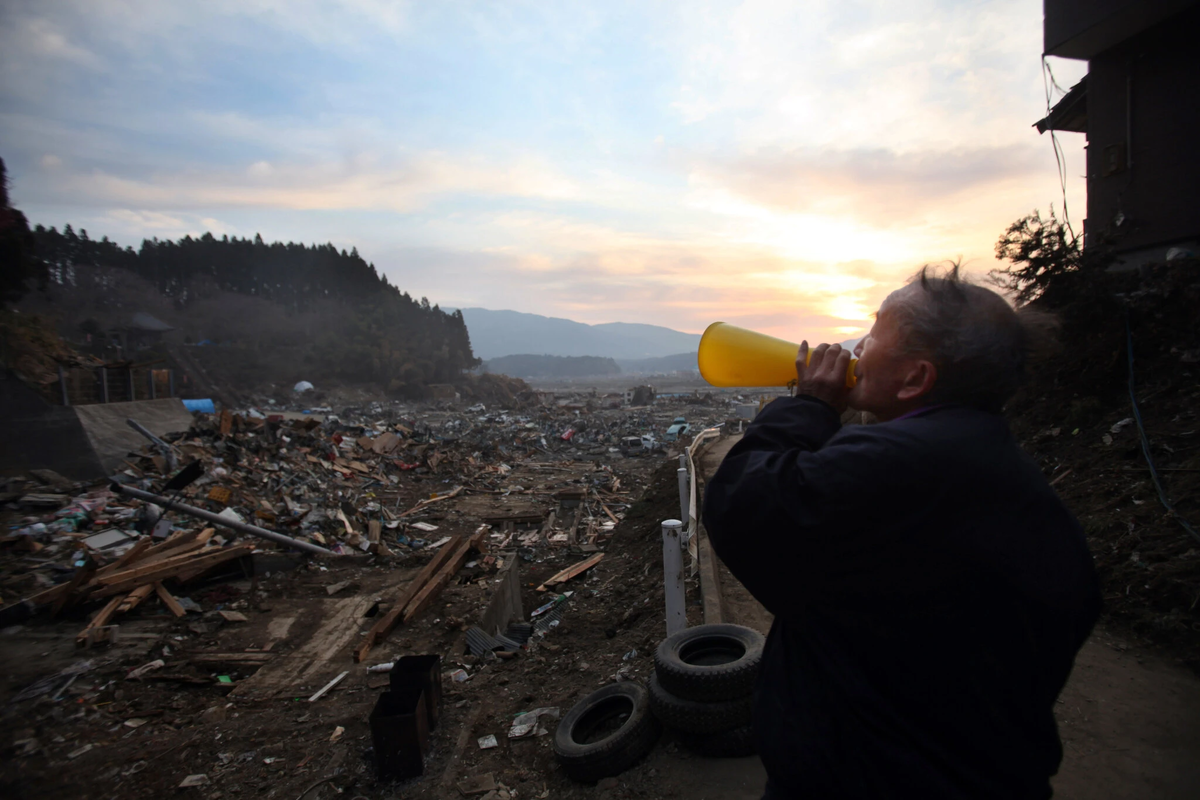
[178,774,209,788]
[477,734,499,749]
[67,743,94,759]
[308,671,349,702]
[329,726,344,742]
[126,660,165,680]
[509,707,560,739]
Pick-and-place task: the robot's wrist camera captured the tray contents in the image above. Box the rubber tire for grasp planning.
[648,673,752,734]
[677,724,758,758]
[552,681,662,783]
[654,623,764,702]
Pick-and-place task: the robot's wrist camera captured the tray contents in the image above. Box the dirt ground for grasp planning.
[696,431,1200,799]
[2,453,770,800]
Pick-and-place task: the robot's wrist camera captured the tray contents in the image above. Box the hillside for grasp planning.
[1004,259,1200,668]
[457,307,701,360]
[616,351,700,374]
[482,354,621,379]
[18,225,479,399]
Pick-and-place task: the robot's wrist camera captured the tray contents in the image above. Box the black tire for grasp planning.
[677,724,758,758]
[654,623,764,702]
[552,681,662,783]
[648,674,752,734]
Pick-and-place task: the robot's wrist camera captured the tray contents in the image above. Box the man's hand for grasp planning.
[796,341,852,414]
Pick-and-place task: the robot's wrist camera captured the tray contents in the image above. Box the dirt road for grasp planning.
[697,434,1200,798]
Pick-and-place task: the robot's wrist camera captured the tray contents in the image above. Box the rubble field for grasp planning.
[1,390,746,799]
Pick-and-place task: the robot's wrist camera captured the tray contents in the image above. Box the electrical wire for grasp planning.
[1041,56,1076,242]
[1125,313,1200,546]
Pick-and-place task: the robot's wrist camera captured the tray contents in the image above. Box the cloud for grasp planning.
[689,143,1047,225]
[23,151,580,212]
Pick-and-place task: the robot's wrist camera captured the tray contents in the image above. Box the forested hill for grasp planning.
[27,225,479,397]
[36,225,408,305]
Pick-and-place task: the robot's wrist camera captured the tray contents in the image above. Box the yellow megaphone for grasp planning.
[698,322,858,388]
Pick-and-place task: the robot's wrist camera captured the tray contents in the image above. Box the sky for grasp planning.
[0,0,1087,342]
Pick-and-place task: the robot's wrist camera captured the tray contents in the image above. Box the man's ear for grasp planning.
[897,359,937,402]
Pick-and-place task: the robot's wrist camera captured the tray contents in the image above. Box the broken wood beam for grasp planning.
[94,546,253,597]
[189,652,275,667]
[536,553,605,592]
[566,505,584,545]
[154,582,186,617]
[117,584,156,614]
[400,528,488,625]
[76,595,124,647]
[353,535,464,663]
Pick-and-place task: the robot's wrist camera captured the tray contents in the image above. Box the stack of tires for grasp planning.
[649,623,765,758]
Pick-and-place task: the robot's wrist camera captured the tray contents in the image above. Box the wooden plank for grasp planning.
[104,537,153,571]
[94,546,252,597]
[600,503,620,525]
[401,528,487,625]
[566,505,583,545]
[536,553,605,592]
[117,584,156,613]
[189,652,275,666]
[95,530,199,579]
[154,582,186,617]
[76,595,124,647]
[368,520,382,545]
[352,535,463,663]
[96,545,224,587]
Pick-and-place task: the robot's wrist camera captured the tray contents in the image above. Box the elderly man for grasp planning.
[703,267,1100,799]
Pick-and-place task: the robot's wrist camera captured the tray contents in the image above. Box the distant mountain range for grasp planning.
[455,308,702,360]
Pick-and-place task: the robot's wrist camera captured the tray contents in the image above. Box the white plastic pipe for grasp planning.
[662,519,687,636]
[677,467,690,536]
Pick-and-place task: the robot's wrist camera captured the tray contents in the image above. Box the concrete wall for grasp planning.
[74,398,195,474]
[0,373,105,480]
[0,374,195,480]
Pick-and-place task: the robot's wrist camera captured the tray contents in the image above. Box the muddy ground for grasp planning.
[1,455,720,800]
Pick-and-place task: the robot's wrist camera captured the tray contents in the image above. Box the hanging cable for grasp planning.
[1041,56,1076,242]
[1125,312,1200,546]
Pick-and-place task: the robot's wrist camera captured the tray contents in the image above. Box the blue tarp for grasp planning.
[182,398,216,414]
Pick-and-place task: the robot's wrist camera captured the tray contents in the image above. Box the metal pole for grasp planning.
[662,519,687,636]
[110,483,333,556]
[59,366,70,406]
[127,369,135,401]
[100,368,109,403]
[677,467,690,531]
[168,369,175,397]
[148,370,156,400]
[126,418,178,472]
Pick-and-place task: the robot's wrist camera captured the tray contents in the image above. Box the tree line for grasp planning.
[11,199,480,396]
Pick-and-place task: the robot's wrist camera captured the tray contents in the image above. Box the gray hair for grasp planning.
[882,263,1051,413]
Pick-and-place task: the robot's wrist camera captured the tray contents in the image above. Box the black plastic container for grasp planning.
[389,654,442,730]
[370,686,429,779]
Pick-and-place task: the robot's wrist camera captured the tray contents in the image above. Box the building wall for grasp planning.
[1044,0,1196,58]
[1085,6,1200,255]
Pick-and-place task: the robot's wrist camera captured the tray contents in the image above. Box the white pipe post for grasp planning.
[662,519,687,636]
[677,467,690,531]
[679,453,687,470]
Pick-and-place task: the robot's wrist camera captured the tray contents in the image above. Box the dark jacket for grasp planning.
[703,396,1100,799]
